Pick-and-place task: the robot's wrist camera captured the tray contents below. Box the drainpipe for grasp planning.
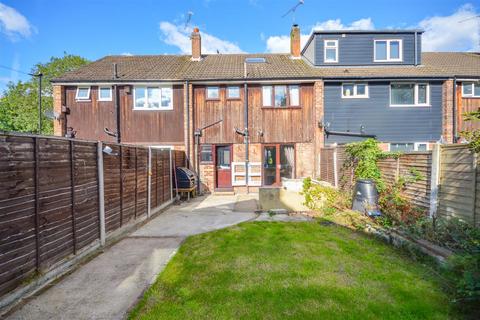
[414,31,418,66]
[244,83,249,193]
[453,77,457,143]
[113,63,121,143]
[185,80,190,167]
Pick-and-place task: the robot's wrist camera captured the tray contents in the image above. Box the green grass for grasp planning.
[129,221,457,320]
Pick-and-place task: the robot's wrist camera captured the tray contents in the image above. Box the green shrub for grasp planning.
[302,178,349,213]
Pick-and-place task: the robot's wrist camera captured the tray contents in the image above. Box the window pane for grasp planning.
[326,41,336,47]
[391,84,414,105]
[280,145,295,179]
[375,41,387,60]
[325,48,337,61]
[206,87,219,99]
[416,143,427,151]
[418,84,427,104]
[161,87,172,107]
[342,84,354,97]
[77,88,89,99]
[135,87,146,108]
[147,87,160,109]
[289,85,299,105]
[463,82,473,95]
[227,86,240,98]
[474,83,480,97]
[99,87,111,100]
[390,143,414,152]
[200,145,213,162]
[262,86,272,106]
[274,86,287,107]
[356,84,366,96]
[390,41,400,59]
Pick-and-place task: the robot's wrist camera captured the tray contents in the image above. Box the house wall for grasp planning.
[323,81,443,144]
[312,32,422,66]
[63,85,185,145]
[456,81,480,134]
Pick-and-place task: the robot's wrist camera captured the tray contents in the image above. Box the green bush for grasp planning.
[302,178,349,214]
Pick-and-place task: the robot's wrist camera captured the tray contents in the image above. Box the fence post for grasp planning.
[472,151,478,227]
[147,147,152,218]
[429,142,441,218]
[169,149,173,201]
[333,145,338,188]
[97,141,106,246]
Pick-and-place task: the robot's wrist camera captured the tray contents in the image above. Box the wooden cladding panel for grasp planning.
[193,84,315,144]
[456,84,480,133]
[121,85,184,144]
[65,86,116,142]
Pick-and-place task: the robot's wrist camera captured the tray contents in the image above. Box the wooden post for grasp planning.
[333,145,338,188]
[97,142,106,246]
[471,151,478,227]
[134,147,138,219]
[147,147,152,218]
[119,145,123,227]
[69,140,77,254]
[33,137,41,271]
[429,142,441,218]
[169,149,173,201]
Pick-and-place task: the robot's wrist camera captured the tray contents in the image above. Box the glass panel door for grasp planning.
[263,146,277,185]
[280,145,294,179]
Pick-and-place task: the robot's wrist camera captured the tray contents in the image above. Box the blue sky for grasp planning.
[0,0,479,92]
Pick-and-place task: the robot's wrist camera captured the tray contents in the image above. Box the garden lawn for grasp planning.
[129,221,457,320]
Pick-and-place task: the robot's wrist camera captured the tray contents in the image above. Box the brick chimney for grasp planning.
[191,27,201,61]
[290,24,301,59]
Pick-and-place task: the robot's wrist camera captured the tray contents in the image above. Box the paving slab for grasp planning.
[7,195,256,320]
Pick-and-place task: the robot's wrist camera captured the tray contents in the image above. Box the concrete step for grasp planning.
[213,191,235,196]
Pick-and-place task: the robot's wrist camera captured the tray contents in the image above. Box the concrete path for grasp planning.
[7,195,257,320]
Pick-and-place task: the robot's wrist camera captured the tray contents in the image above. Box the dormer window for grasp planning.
[374,39,402,62]
[324,40,338,63]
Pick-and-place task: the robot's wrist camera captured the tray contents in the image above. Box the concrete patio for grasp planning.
[7,195,257,320]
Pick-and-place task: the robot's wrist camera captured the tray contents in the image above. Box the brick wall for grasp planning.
[313,81,324,178]
[442,79,454,143]
[296,142,315,178]
[52,85,65,136]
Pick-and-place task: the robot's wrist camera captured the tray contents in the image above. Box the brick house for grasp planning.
[52,25,480,193]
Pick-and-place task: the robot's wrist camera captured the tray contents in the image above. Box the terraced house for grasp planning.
[52,25,480,193]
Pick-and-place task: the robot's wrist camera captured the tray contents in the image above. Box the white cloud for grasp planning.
[266,18,374,53]
[0,2,34,40]
[159,21,244,54]
[419,4,479,52]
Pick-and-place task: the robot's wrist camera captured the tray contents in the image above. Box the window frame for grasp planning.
[206,86,220,100]
[262,84,301,108]
[389,82,430,107]
[414,142,429,151]
[226,86,241,100]
[133,85,174,111]
[388,142,429,152]
[200,144,213,164]
[75,86,91,101]
[98,86,112,101]
[374,39,403,62]
[462,82,480,98]
[341,83,369,99]
[324,39,339,63]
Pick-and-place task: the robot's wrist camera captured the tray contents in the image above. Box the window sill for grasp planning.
[323,61,338,63]
[262,106,301,109]
[389,104,431,108]
[133,107,174,111]
[462,95,480,99]
[76,99,91,102]
[341,96,369,99]
[374,60,403,63]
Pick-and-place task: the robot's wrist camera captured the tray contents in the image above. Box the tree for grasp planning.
[0,53,89,134]
[460,110,480,153]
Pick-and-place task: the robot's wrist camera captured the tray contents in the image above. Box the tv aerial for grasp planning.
[184,11,194,30]
[281,0,304,22]
[459,15,480,47]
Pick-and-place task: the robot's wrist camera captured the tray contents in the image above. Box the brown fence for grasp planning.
[319,143,479,227]
[0,133,184,299]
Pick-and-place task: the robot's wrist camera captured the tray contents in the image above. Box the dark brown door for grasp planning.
[263,144,295,186]
[215,145,232,189]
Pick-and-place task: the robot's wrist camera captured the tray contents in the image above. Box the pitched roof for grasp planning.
[52,52,480,83]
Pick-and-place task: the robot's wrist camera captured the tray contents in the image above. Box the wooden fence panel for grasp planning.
[319,147,335,185]
[0,135,37,297]
[136,148,148,218]
[103,145,121,233]
[438,145,476,224]
[121,147,136,225]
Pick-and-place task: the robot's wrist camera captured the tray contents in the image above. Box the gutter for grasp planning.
[243,62,249,193]
[324,129,376,139]
[113,64,121,143]
[185,80,190,167]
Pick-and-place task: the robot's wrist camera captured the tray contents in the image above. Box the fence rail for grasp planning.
[0,133,185,299]
[319,143,478,227]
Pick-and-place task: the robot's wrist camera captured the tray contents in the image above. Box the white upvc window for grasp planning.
[227,86,240,99]
[262,86,272,106]
[98,86,112,101]
[133,85,173,110]
[462,82,480,98]
[324,40,338,63]
[341,83,369,98]
[75,87,91,100]
[374,39,403,62]
[388,142,429,152]
[414,142,429,151]
[206,86,219,99]
[390,83,430,107]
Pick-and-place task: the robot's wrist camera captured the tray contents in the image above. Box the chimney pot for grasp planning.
[290,24,301,59]
[191,27,201,61]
